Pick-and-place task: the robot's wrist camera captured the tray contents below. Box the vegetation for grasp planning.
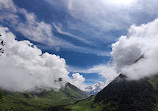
[94,75,156,111]
[0,83,88,111]
[64,74,158,111]
[1,73,158,111]
[2,74,158,111]
[0,91,5,110]
[0,33,88,111]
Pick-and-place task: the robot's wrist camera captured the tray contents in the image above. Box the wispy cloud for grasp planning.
[46,0,158,41]
[0,0,16,11]
[0,0,110,56]
[53,23,92,45]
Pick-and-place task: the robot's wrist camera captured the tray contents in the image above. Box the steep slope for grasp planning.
[94,74,157,111]
[0,83,89,111]
[67,74,158,111]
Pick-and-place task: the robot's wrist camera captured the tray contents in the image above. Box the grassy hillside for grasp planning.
[0,83,88,111]
[65,95,102,111]
[2,74,158,111]
[66,74,158,111]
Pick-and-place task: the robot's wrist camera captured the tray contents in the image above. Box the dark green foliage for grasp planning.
[95,74,156,111]
[46,105,71,111]
[0,92,5,104]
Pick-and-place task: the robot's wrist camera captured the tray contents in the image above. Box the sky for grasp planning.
[0,0,158,92]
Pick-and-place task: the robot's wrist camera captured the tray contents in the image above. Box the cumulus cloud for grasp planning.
[0,26,87,92]
[112,18,158,79]
[0,26,69,92]
[86,18,158,85]
[71,73,87,91]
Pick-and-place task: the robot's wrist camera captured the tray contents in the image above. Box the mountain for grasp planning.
[94,74,157,111]
[0,82,89,111]
[66,74,158,111]
[85,82,106,95]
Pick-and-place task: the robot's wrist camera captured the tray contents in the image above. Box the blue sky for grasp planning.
[1,0,158,86]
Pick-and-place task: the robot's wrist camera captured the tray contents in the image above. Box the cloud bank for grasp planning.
[0,26,69,92]
[112,18,158,80]
[0,26,86,92]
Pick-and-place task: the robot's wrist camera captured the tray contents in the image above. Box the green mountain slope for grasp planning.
[0,83,89,111]
[66,74,158,111]
[94,74,156,111]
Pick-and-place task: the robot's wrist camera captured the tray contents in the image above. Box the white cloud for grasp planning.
[45,0,158,44]
[44,0,158,89]
[112,18,158,80]
[16,9,54,45]
[89,65,117,81]
[71,18,158,86]
[65,0,132,31]
[111,35,143,70]
[71,73,87,91]
[53,23,92,45]
[0,0,16,12]
[85,81,107,93]
[67,64,118,89]
[1,0,158,92]
[0,0,111,56]
[0,1,55,46]
[89,18,158,81]
[88,64,118,87]
[0,0,17,23]
[88,18,158,82]
[0,26,87,92]
[0,0,79,50]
